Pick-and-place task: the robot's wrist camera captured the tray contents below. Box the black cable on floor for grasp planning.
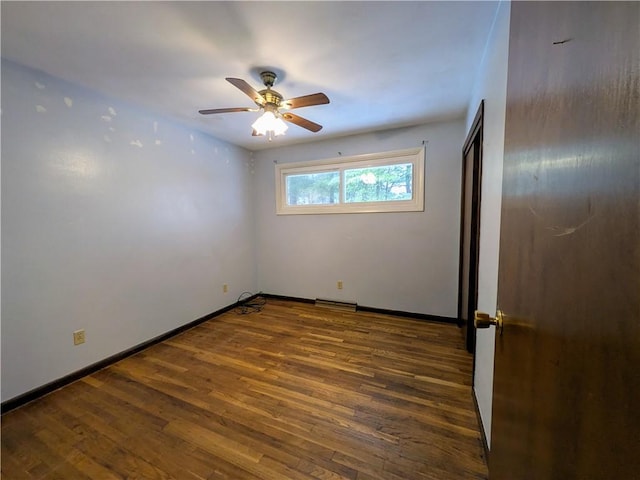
[235,291,267,314]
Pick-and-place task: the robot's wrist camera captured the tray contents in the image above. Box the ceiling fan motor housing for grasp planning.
[259,89,283,109]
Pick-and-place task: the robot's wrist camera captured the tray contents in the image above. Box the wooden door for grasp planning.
[490,2,640,478]
[458,102,483,354]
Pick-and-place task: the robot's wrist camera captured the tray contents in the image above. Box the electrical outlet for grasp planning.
[73,329,85,345]
[337,281,343,290]
[223,284,228,294]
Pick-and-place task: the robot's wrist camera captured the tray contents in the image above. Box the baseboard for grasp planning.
[260,293,315,304]
[262,293,457,324]
[357,305,458,324]
[0,295,259,415]
[472,387,491,465]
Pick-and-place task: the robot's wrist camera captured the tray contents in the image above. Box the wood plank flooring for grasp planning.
[1,299,488,479]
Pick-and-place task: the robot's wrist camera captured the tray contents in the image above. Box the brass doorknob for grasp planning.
[474,310,504,334]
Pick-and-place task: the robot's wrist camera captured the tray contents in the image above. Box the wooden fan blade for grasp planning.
[226,78,265,105]
[282,112,323,132]
[199,107,254,115]
[282,93,330,110]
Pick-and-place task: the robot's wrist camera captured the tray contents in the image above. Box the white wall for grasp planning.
[1,60,256,402]
[465,0,511,447]
[252,121,465,317]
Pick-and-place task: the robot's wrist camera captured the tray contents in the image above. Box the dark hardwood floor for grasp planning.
[1,299,488,479]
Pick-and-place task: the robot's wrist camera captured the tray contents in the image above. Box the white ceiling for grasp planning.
[1,1,499,151]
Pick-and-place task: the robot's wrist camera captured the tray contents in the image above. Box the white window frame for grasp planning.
[275,147,425,215]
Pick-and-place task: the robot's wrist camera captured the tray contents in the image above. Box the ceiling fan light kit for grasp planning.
[199,70,329,141]
[252,110,288,138]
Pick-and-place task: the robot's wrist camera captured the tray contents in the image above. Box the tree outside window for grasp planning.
[344,163,412,203]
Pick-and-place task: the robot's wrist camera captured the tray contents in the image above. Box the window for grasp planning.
[276,147,425,215]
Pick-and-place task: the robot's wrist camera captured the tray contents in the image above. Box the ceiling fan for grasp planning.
[199,71,330,140]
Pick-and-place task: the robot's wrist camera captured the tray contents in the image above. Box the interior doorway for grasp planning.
[458,101,484,354]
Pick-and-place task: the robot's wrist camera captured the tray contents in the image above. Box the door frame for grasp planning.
[457,100,484,355]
